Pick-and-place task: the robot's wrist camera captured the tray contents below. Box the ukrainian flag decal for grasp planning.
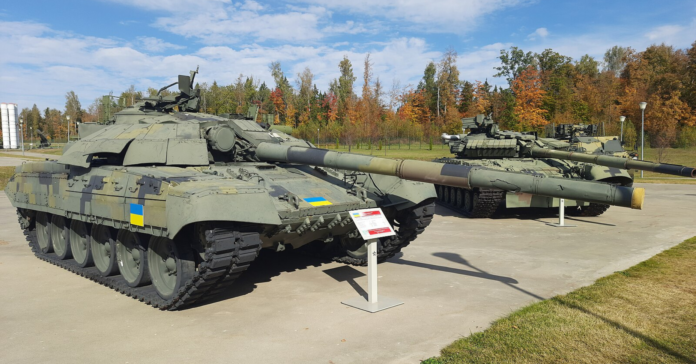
[303,197,332,207]
[130,203,144,227]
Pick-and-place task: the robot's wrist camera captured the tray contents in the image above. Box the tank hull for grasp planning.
[430,156,634,217]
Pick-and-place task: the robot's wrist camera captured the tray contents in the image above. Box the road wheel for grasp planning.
[463,189,474,213]
[50,215,72,260]
[91,225,119,276]
[116,230,151,287]
[36,212,53,254]
[444,186,452,204]
[70,220,93,267]
[455,188,463,208]
[147,236,195,300]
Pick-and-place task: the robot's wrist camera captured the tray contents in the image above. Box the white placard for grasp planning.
[348,208,396,240]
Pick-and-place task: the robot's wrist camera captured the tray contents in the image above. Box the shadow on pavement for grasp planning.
[427,252,545,301]
[187,249,331,309]
[323,266,367,298]
[389,253,519,285]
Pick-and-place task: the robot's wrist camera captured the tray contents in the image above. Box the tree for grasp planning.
[436,48,462,133]
[576,55,600,78]
[458,81,474,116]
[64,91,82,137]
[512,67,547,130]
[494,46,535,85]
[604,46,630,77]
[536,49,572,74]
[336,56,356,121]
[418,61,438,114]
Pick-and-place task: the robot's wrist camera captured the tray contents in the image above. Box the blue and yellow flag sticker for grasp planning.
[130,203,144,226]
[303,197,332,207]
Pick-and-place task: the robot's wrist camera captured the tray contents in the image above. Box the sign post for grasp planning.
[550,198,575,228]
[342,208,403,313]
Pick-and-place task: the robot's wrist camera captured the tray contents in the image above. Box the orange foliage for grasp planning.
[512,67,547,129]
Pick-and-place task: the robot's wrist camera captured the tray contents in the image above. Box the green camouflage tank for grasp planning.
[550,123,637,158]
[4,73,652,309]
[5,71,438,309]
[435,115,694,218]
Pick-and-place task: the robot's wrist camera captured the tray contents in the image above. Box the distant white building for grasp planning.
[1,103,20,149]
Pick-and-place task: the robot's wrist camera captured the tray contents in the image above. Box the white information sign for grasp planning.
[348,208,396,240]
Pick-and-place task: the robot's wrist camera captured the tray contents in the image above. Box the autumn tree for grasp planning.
[512,66,547,130]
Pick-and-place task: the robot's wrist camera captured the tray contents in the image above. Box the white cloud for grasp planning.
[644,19,696,47]
[295,0,524,33]
[526,27,548,40]
[0,20,444,110]
[152,4,330,44]
[104,0,525,44]
[321,21,368,35]
[137,36,185,52]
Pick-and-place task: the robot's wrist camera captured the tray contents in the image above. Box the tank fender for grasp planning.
[585,164,633,185]
[364,173,437,210]
[165,190,281,239]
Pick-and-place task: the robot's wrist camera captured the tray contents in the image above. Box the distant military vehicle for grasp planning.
[551,123,637,158]
[36,129,51,148]
[4,73,649,310]
[434,115,694,218]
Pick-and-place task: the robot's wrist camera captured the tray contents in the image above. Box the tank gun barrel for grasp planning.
[530,147,696,178]
[441,133,460,141]
[256,143,644,210]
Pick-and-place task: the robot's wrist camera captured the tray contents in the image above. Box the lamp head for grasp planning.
[639,102,647,110]
[620,116,626,122]
[66,115,71,120]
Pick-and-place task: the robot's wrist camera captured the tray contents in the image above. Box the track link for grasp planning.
[331,202,436,266]
[21,215,262,311]
[436,185,504,218]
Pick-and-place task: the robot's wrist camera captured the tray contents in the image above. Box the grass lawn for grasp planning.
[30,148,64,155]
[0,153,45,160]
[0,166,16,190]
[423,236,696,364]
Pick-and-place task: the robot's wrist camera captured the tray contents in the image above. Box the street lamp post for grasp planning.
[67,115,71,142]
[619,116,626,143]
[19,117,24,156]
[317,128,319,148]
[30,127,33,150]
[639,102,647,178]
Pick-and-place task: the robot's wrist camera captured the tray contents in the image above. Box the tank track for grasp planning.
[331,202,435,266]
[566,203,610,217]
[436,185,504,218]
[20,212,262,311]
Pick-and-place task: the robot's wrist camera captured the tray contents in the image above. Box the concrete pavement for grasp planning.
[0,184,694,364]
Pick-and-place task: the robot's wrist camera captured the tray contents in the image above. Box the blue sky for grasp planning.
[1,0,695,110]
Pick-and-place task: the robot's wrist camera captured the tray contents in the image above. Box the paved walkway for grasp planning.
[0,184,694,363]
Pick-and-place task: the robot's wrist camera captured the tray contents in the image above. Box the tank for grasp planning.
[435,115,694,218]
[550,123,637,158]
[3,73,645,310]
[4,70,438,310]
